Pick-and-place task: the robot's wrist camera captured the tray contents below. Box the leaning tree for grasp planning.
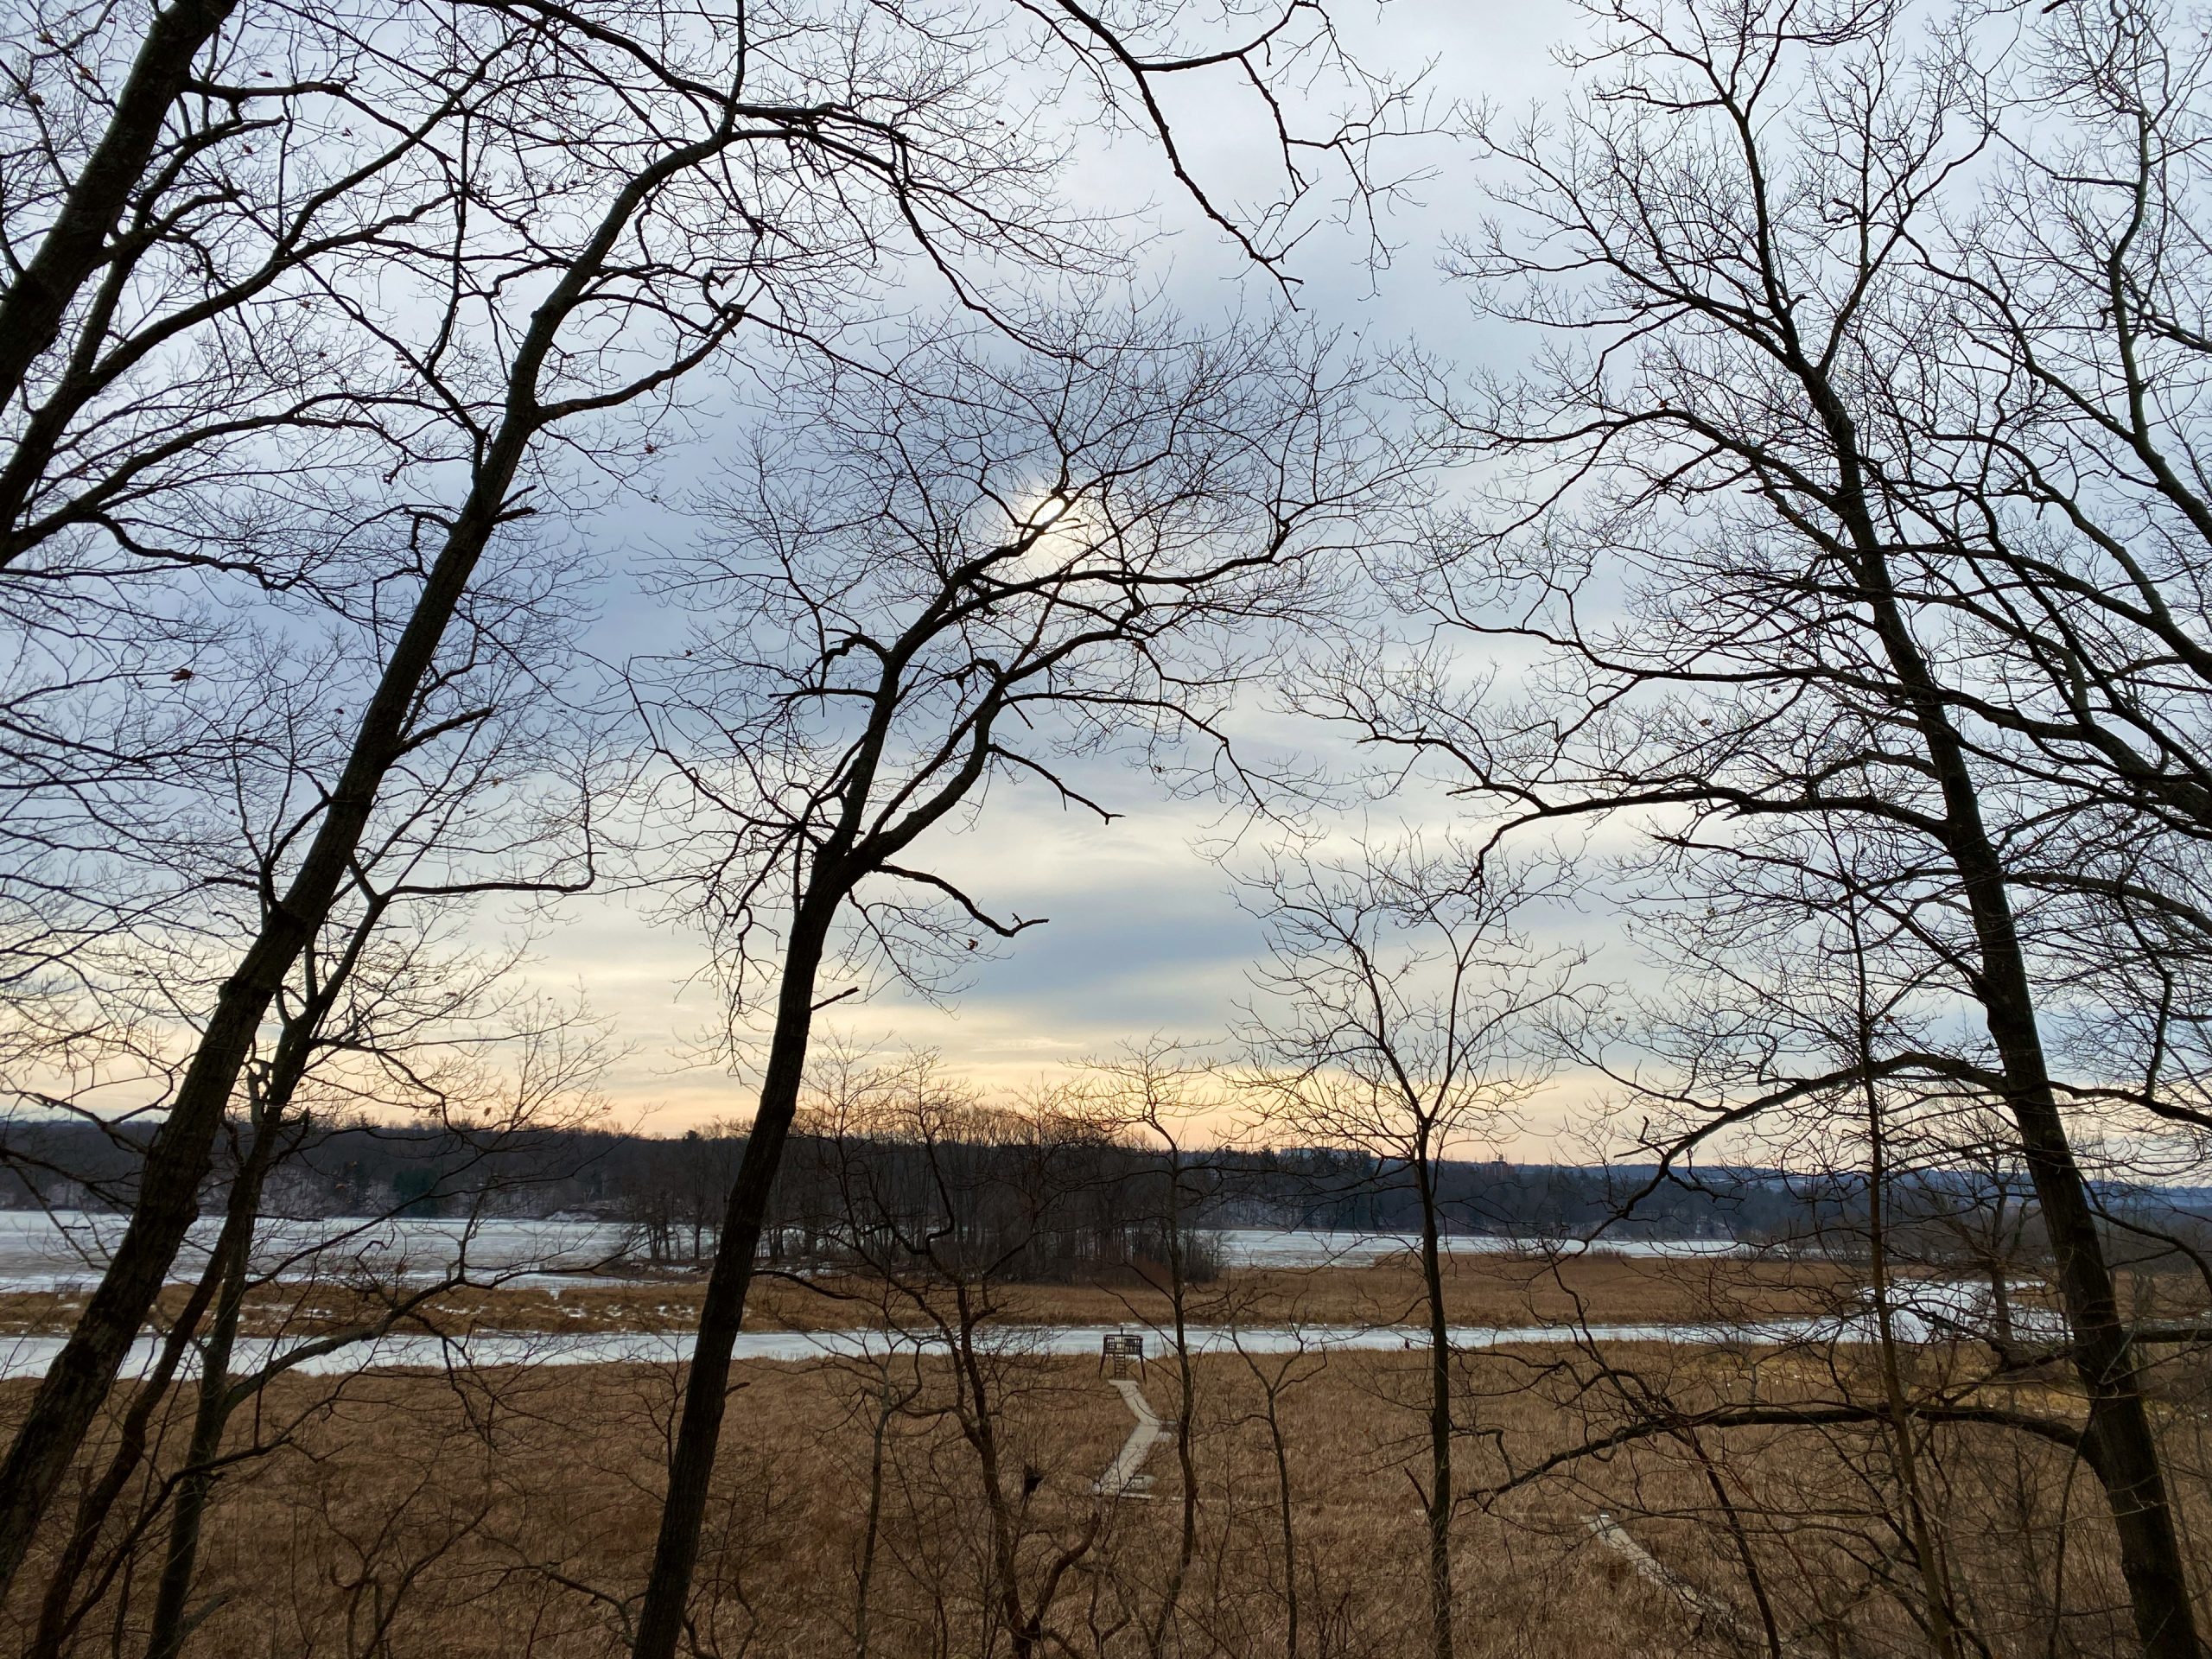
[1304,0,2212,1649]
[0,0,1408,1590]
[622,313,1416,1655]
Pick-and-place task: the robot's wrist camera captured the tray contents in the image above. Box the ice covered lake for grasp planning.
[0,1291,2037,1382]
[0,1210,2040,1382]
[0,1209,639,1293]
[0,1210,1751,1294]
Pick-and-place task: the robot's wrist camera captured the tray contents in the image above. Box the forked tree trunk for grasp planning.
[0,462,517,1592]
[0,121,734,1589]
[25,1242,230,1659]
[143,1084,294,1659]
[0,0,242,431]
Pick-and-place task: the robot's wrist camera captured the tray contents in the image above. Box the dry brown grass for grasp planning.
[1,1349,1724,1659]
[0,1250,1870,1339]
[3,1257,2206,1659]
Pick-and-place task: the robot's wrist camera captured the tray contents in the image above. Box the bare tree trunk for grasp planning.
[1416,1154,1454,1659]
[1868,1118,1961,1656]
[632,913,830,1659]
[25,1243,228,1659]
[143,1082,292,1659]
[1961,880,2193,1656]
[1838,522,2201,1659]
[1688,1446,1783,1659]
[1845,879,1962,1659]
[1145,1156,1200,1659]
[1267,1389,1300,1659]
[963,1294,1039,1659]
[0,0,240,426]
[854,1382,894,1659]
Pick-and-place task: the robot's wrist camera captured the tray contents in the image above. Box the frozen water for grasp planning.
[0,1211,1745,1291]
[0,1208,639,1293]
[0,1303,2052,1382]
[0,1210,2060,1385]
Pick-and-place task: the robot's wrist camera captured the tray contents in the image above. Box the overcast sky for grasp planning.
[521,0,1617,1152]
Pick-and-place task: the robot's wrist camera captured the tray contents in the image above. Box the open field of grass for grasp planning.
[0,1250,1874,1339]
[3,1254,2202,1658]
[1,1349,1744,1659]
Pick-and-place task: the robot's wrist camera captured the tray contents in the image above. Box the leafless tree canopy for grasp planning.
[1,0,1415,1631]
[18,0,2212,1654]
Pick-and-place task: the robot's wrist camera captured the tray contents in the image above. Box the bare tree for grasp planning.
[1,0,262,412]
[0,3,751,1578]
[1069,1039,1225,1656]
[1239,837,1585,1659]
[626,311,1410,1656]
[1215,1269,1332,1659]
[14,989,616,1657]
[2,0,1410,1595]
[137,1007,617,1659]
[1303,0,2212,1647]
[789,1053,1112,1659]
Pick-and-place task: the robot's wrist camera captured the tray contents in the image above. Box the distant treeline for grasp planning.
[6,1115,2205,1268]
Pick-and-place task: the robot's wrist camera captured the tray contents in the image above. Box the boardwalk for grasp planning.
[1092,1378,1170,1498]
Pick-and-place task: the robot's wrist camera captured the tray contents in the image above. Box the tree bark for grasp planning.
[631,912,831,1659]
[1416,1152,1454,1659]
[0,428,529,1596]
[0,0,242,426]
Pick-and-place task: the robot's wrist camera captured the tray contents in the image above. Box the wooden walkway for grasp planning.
[1093,1379,1170,1498]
